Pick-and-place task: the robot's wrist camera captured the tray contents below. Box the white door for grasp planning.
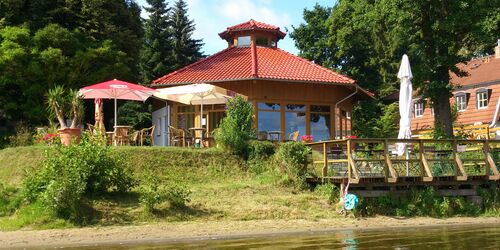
[152,105,170,146]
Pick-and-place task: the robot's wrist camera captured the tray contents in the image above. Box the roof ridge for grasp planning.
[153,46,237,84]
[273,48,356,84]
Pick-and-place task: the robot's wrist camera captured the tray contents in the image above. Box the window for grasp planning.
[477,90,488,109]
[310,105,331,141]
[256,36,268,46]
[414,101,424,117]
[455,94,467,111]
[176,106,195,130]
[257,103,281,138]
[285,104,306,139]
[237,36,251,46]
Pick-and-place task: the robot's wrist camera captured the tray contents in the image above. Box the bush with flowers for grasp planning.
[300,135,314,143]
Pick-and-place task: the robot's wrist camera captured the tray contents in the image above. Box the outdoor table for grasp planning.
[189,127,207,147]
[268,131,282,141]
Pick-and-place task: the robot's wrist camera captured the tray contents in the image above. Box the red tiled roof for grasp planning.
[451,56,500,86]
[152,46,356,86]
[219,19,286,40]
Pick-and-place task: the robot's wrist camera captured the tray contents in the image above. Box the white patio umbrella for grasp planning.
[396,54,413,162]
[153,83,238,146]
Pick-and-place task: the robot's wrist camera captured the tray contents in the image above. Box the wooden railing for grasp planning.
[306,138,500,184]
[413,124,500,139]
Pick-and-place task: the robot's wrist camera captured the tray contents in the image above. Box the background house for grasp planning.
[412,40,500,132]
[150,20,372,145]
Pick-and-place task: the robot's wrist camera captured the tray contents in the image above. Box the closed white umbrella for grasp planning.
[153,83,238,147]
[397,54,413,157]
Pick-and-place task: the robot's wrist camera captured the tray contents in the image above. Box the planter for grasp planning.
[58,128,81,146]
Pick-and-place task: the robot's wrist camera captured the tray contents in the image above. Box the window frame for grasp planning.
[414,100,424,117]
[476,89,489,109]
[455,92,468,112]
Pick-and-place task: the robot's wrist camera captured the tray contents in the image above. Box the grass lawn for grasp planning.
[0,146,338,230]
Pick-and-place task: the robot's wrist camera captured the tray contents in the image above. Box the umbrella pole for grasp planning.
[114,98,117,127]
[200,97,204,148]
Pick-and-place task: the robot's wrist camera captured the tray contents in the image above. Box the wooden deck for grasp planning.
[306,138,500,197]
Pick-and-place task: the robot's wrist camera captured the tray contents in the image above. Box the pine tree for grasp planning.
[170,0,204,70]
[140,0,172,84]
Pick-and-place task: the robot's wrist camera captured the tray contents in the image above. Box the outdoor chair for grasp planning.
[169,126,189,147]
[113,127,130,146]
[257,131,268,141]
[286,131,300,142]
[140,125,155,146]
[130,130,140,146]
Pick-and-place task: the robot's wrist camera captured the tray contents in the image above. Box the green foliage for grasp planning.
[215,96,255,157]
[22,136,134,222]
[140,0,173,84]
[8,124,34,147]
[117,102,152,130]
[139,172,191,214]
[292,0,499,137]
[274,142,311,187]
[170,0,204,70]
[314,184,339,204]
[357,187,480,217]
[0,184,21,217]
[46,86,84,129]
[353,101,399,138]
[248,140,276,160]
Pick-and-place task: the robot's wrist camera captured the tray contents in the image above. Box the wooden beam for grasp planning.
[484,141,500,180]
[322,142,328,178]
[420,140,433,182]
[347,140,359,180]
[453,140,468,181]
[383,139,398,182]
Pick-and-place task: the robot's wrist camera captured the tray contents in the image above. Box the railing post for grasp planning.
[453,139,467,181]
[347,139,352,179]
[484,140,500,179]
[322,142,328,179]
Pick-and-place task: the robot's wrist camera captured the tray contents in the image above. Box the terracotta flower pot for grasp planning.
[58,128,81,146]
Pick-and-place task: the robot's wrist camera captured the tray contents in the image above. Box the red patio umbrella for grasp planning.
[79,79,157,127]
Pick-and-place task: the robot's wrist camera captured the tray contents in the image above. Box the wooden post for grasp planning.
[347,139,360,182]
[322,142,328,178]
[347,139,352,179]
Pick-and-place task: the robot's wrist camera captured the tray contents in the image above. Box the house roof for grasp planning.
[451,56,500,87]
[153,46,357,86]
[219,19,286,41]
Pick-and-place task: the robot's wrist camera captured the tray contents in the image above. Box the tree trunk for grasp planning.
[432,92,454,138]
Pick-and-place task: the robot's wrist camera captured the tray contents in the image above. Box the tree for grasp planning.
[140,0,172,84]
[170,0,204,70]
[291,0,498,138]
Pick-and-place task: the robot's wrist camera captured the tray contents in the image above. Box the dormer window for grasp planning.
[476,89,490,109]
[237,36,251,47]
[414,100,424,117]
[256,36,268,46]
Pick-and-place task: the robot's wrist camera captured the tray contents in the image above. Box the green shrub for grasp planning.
[8,124,34,147]
[0,184,21,216]
[314,184,339,204]
[248,140,275,160]
[274,142,310,187]
[139,173,191,214]
[215,96,254,157]
[22,135,134,221]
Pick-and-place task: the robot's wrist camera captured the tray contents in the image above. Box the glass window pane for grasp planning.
[178,106,195,113]
[258,102,280,111]
[311,105,330,113]
[177,113,194,130]
[310,113,331,141]
[285,104,306,111]
[237,36,251,46]
[258,111,281,134]
[285,112,306,138]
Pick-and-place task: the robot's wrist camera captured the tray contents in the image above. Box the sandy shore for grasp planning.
[1,217,499,248]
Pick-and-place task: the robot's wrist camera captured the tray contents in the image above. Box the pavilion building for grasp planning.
[151,19,372,145]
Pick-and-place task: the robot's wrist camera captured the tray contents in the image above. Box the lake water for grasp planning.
[72,224,500,249]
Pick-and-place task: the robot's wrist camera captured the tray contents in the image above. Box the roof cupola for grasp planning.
[218,19,286,48]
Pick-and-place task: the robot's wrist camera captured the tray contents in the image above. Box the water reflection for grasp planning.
[69,224,500,249]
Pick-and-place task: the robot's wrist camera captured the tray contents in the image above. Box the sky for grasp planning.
[136,0,334,55]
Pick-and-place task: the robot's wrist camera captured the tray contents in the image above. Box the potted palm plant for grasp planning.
[46,86,84,146]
